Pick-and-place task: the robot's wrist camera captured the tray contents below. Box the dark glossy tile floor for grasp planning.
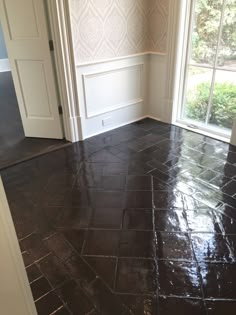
[1,118,236,315]
[0,72,68,170]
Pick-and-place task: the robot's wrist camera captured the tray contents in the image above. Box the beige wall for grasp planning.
[69,0,169,64]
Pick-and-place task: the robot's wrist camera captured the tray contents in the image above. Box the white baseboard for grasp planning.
[67,116,83,142]
[0,59,10,72]
[147,115,162,122]
[83,115,148,140]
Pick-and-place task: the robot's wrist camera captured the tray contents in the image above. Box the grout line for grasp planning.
[113,257,119,292]
[151,175,161,313]
[49,305,65,315]
[188,231,208,315]
[34,289,54,303]
[29,275,44,285]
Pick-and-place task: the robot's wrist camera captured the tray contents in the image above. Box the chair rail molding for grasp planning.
[47,0,83,142]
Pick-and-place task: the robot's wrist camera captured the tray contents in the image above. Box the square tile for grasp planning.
[206,300,236,315]
[159,297,206,315]
[30,277,52,301]
[64,190,92,208]
[125,191,153,208]
[83,230,120,256]
[38,254,68,287]
[44,233,74,262]
[200,263,236,299]
[26,264,42,283]
[64,254,96,286]
[122,209,153,230]
[84,256,116,289]
[156,232,194,260]
[62,229,86,254]
[126,176,152,191]
[86,278,125,315]
[90,208,123,229]
[158,260,202,297]
[119,231,154,258]
[120,295,158,315]
[186,209,218,233]
[20,233,50,262]
[92,191,125,208]
[116,258,157,294]
[155,210,188,232]
[35,291,63,315]
[213,211,236,234]
[56,207,92,229]
[191,233,233,262]
[65,287,94,315]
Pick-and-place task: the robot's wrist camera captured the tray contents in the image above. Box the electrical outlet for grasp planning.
[102,117,112,127]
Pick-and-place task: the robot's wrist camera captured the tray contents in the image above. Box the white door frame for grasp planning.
[46,0,83,142]
[0,0,82,142]
[0,177,37,315]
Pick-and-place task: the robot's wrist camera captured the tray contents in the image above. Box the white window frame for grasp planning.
[172,0,235,142]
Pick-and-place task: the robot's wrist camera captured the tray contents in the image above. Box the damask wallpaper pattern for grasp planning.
[69,0,169,64]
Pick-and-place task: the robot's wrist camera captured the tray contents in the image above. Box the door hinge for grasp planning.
[58,105,63,115]
[49,39,54,52]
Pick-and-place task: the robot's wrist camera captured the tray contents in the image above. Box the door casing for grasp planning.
[0,177,37,315]
[0,0,82,142]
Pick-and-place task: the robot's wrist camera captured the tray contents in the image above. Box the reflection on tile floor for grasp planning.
[1,118,236,315]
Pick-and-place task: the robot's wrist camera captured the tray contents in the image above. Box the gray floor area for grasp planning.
[0,71,69,170]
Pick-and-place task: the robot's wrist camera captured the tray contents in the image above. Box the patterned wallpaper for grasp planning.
[69,0,169,64]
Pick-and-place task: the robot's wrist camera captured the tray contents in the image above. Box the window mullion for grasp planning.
[205,0,227,125]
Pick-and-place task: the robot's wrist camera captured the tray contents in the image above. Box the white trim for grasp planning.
[76,51,167,67]
[164,0,184,124]
[0,177,37,315]
[0,58,10,72]
[175,121,230,143]
[230,119,236,146]
[172,0,191,125]
[83,115,147,139]
[174,0,235,141]
[85,98,143,119]
[47,0,83,142]
[147,115,162,122]
[82,63,144,118]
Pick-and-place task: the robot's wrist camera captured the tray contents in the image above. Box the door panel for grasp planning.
[4,0,39,39]
[0,0,63,139]
[17,61,53,118]
[0,177,37,315]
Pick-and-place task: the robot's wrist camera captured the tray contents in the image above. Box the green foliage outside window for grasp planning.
[192,0,236,65]
[186,82,236,129]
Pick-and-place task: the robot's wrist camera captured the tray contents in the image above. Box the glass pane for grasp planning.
[183,66,213,123]
[190,0,223,66]
[208,70,236,130]
[217,0,236,70]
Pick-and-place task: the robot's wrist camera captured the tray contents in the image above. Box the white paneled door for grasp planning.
[0,0,63,139]
[0,177,37,315]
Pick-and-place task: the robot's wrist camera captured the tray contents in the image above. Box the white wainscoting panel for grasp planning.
[76,55,149,139]
[83,64,144,118]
